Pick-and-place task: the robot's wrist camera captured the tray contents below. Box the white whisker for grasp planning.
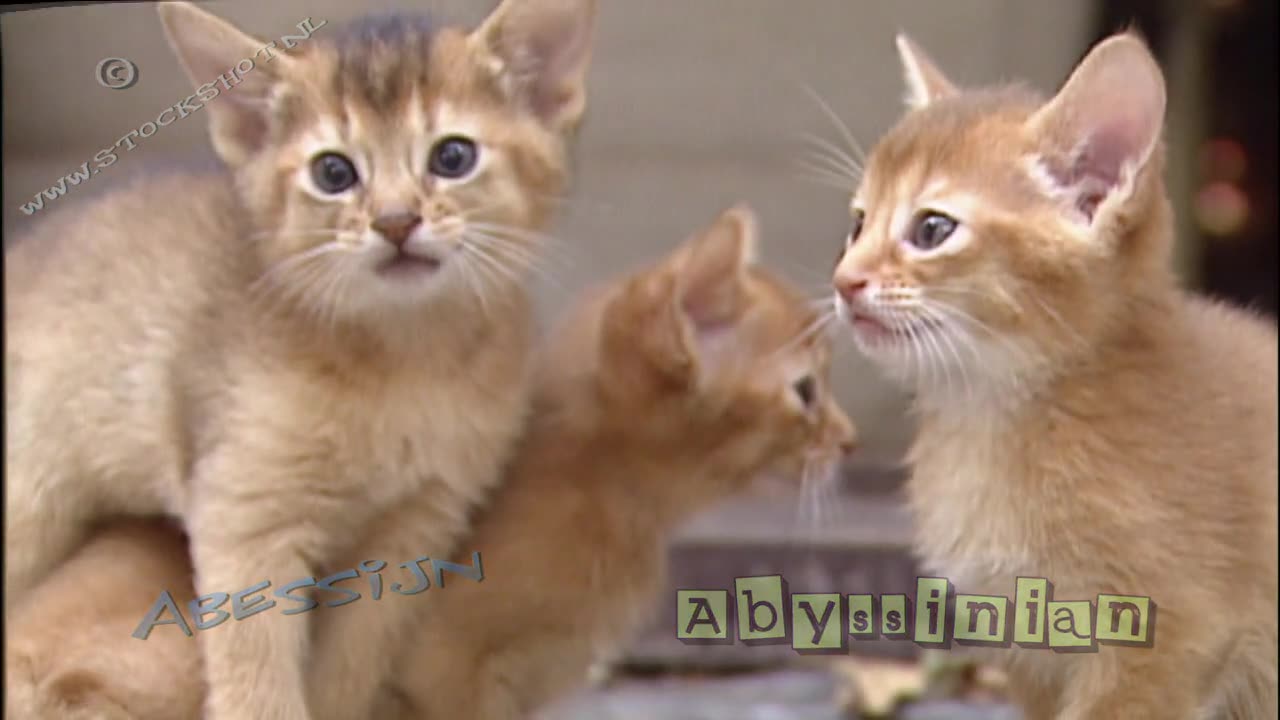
[800,83,868,166]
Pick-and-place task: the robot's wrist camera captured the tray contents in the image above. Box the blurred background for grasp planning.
[3,1,1276,718]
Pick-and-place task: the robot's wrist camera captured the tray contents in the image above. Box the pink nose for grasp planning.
[834,276,869,305]
[372,212,422,248]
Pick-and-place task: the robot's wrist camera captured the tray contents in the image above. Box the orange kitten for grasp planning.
[379,205,857,720]
[4,1,595,719]
[831,33,1277,720]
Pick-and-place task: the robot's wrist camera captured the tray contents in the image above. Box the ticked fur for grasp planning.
[3,1,596,719]
[832,32,1278,720]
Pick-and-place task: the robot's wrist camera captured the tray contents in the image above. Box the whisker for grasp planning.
[467,221,563,248]
[772,310,836,359]
[799,149,861,184]
[792,159,859,188]
[800,83,868,166]
[250,229,350,242]
[456,254,493,317]
[467,229,565,271]
[799,132,863,179]
[250,242,347,299]
[464,232,566,293]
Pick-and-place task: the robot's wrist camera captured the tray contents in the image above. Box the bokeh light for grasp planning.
[1199,137,1248,183]
[1195,181,1251,238]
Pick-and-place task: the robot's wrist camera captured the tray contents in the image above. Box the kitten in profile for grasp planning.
[379,204,858,720]
[831,32,1277,720]
[3,1,596,718]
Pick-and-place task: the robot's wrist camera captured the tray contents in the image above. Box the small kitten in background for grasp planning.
[381,204,857,720]
[3,0,596,718]
[831,31,1277,720]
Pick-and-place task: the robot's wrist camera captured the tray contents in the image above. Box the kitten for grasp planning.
[831,32,1277,720]
[3,1,596,719]
[378,204,858,720]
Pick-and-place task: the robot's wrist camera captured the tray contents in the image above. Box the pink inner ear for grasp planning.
[1031,35,1166,222]
[1041,124,1139,221]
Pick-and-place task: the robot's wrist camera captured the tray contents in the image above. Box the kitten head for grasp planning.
[575,205,856,498]
[831,32,1170,392]
[159,0,595,317]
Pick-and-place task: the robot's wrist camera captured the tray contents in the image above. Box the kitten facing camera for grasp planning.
[3,1,597,719]
[831,32,1277,720]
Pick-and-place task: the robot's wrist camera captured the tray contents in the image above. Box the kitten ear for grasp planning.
[1026,32,1166,224]
[676,204,758,331]
[896,34,957,110]
[669,205,758,375]
[158,2,292,167]
[472,0,598,132]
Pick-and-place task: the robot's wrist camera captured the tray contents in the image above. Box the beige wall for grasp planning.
[1,1,1095,466]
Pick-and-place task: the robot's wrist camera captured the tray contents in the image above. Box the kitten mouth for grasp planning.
[376,252,443,278]
[849,312,899,343]
[848,311,938,346]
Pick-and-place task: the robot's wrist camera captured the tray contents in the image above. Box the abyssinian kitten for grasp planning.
[830,32,1277,720]
[3,0,597,718]
[377,204,857,720]
[2,205,857,720]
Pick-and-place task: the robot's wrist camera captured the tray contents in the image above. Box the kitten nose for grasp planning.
[371,212,423,248]
[834,275,869,305]
[839,434,858,455]
[835,415,858,455]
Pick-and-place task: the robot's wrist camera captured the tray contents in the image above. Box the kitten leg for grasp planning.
[421,635,596,720]
[187,453,339,720]
[1213,625,1279,720]
[305,489,472,720]
[1055,644,1204,720]
[1004,674,1061,720]
[3,468,93,615]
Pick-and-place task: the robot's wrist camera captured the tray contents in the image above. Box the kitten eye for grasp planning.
[310,152,359,194]
[792,375,817,408]
[429,136,479,179]
[848,209,866,246]
[908,211,959,251]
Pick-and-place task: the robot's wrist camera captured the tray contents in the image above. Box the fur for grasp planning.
[832,32,1278,720]
[381,204,857,720]
[3,1,596,718]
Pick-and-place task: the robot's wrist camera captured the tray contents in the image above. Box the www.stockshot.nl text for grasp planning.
[18,16,327,217]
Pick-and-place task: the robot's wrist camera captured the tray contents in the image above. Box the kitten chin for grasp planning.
[382,204,856,720]
[3,1,596,719]
[833,31,1277,720]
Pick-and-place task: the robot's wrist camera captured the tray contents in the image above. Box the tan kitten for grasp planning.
[377,204,857,720]
[831,33,1277,720]
[3,1,595,718]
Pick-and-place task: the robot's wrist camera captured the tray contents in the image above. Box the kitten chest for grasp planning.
[907,412,1044,595]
